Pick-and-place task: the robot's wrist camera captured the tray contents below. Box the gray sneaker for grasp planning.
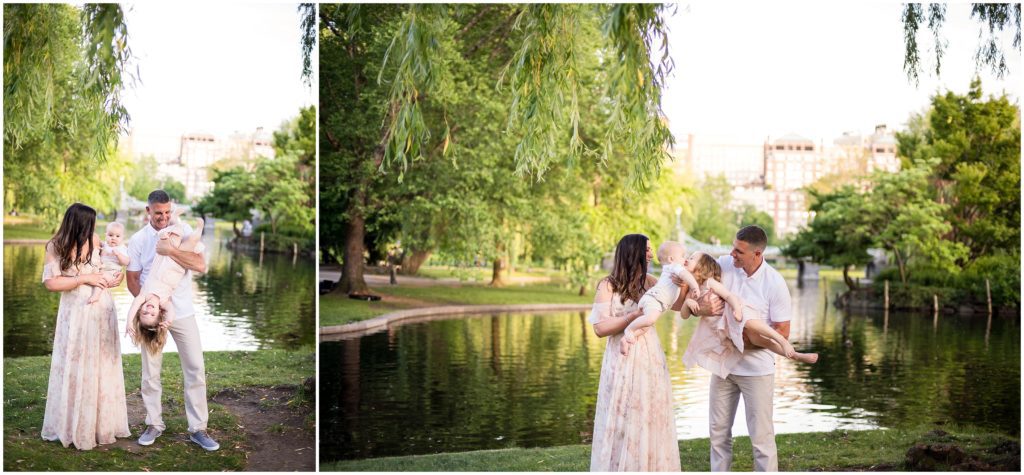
[189,430,220,451]
[138,426,162,446]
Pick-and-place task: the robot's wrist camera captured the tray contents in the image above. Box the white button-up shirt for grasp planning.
[717,255,792,376]
[127,222,198,320]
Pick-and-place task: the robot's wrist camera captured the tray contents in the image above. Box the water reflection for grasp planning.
[4,225,315,357]
[319,279,1019,462]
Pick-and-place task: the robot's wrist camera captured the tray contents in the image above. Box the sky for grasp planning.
[661,2,1021,143]
[120,2,314,143]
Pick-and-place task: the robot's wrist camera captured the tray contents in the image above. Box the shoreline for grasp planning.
[320,303,592,340]
[321,426,1020,471]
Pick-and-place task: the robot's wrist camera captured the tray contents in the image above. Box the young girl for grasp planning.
[681,252,818,379]
[87,222,130,304]
[126,210,204,354]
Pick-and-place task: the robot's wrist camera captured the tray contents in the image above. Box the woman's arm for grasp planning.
[43,272,105,292]
[593,310,643,338]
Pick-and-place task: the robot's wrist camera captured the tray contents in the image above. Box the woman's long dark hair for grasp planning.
[606,233,649,305]
[49,203,96,272]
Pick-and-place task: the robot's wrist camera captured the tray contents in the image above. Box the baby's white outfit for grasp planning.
[636,263,688,317]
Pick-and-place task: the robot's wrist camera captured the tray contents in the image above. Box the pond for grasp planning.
[319,279,1020,462]
[3,223,316,357]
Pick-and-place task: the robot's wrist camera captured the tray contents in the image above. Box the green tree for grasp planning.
[685,174,737,244]
[735,204,775,243]
[896,78,1021,262]
[320,4,678,296]
[856,159,970,284]
[3,4,133,218]
[193,168,256,238]
[785,187,872,289]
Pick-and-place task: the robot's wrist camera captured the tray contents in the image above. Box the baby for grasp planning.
[87,222,130,304]
[126,208,204,354]
[619,241,700,356]
[681,251,818,378]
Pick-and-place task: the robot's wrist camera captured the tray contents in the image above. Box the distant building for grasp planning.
[122,128,275,201]
[675,125,900,238]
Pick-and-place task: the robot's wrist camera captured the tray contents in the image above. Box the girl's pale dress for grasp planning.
[40,246,131,450]
[589,278,681,471]
[681,283,756,379]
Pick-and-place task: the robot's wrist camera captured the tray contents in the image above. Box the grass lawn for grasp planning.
[4,216,119,241]
[4,349,314,471]
[322,425,1018,471]
[416,265,569,282]
[320,283,593,327]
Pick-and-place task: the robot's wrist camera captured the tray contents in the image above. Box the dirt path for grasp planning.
[116,386,314,471]
[211,387,315,472]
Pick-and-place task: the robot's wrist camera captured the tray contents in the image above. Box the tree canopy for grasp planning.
[3,3,134,218]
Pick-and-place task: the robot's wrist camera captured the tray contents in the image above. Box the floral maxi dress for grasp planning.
[40,246,131,450]
[589,279,681,471]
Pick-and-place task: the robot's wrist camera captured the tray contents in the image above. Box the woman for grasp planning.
[40,203,131,450]
[588,234,680,471]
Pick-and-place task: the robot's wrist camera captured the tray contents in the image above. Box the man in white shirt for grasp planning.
[126,190,219,451]
[709,225,791,471]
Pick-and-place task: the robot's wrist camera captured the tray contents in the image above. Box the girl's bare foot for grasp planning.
[793,352,819,364]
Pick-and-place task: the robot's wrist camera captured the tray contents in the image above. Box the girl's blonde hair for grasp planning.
[692,253,722,286]
[131,306,169,355]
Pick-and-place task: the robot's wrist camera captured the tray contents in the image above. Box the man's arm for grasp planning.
[155,238,207,274]
[771,320,791,339]
[126,270,142,297]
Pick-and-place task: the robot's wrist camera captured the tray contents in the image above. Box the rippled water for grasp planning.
[4,225,315,357]
[319,279,1020,462]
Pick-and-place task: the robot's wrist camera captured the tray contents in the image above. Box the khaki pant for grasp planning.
[140,316,208,433]
[709,374,777,471]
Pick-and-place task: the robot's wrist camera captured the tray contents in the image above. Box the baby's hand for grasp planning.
[619,332,636,356]
[685,298,700,314]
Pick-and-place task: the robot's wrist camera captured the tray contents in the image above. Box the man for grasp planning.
[707,225,790,471]
[126,190,219,451]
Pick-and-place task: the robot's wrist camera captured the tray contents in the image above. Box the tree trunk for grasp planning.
[232,221,241,239]
[399,249,432,275]
[578,284,587,296]
[892,248,907,284]
[489,257,507,287]
[337,196,370,295]
[842,264,857,290]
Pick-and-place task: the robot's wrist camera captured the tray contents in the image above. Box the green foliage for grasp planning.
[784,187,872,273]
[735,205,775,243]
[3,4,133,219]
[321,4,685,293]
[859,158,969,283]
[194,107,314,242]
[685,174,737,244]
[897,78,1021,261]
[959,252,1021,306]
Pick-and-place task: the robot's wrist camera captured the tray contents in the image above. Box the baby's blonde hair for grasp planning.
[657,241,686,265]
[131,306,169,355]
[105,221,125,234]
